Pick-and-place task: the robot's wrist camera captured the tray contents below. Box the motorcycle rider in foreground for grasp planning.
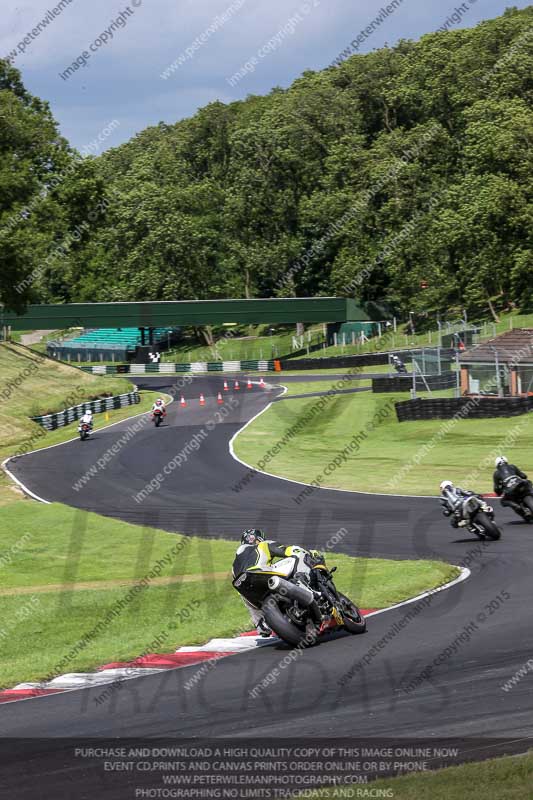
[232,529,319,637]
[493,456,532,519]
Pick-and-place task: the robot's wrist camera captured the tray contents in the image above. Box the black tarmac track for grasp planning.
[2,375,533,796]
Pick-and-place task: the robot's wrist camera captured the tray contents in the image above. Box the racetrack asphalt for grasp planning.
[2,375,533,795]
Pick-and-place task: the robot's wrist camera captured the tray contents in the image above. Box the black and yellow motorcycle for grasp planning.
[233,551,366,647]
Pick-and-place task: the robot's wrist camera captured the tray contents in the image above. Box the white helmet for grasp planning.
[156,398,163,406]
[495,456,508,467]
[440,480,453,492]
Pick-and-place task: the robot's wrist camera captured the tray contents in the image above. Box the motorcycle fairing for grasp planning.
[247,556,296,578]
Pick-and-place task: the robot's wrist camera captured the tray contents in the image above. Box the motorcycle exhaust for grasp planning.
[267,577,321,623]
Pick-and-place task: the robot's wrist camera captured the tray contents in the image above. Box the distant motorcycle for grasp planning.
[78,422,91,441]
[391,355,407,375]
[501,475,533,522]
[457,495,501,540]
[152,409,164,427]
[233,553,366,647]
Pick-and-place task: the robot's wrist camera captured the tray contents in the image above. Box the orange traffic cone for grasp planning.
[199,394,206,406]
[234,380,240,390]
[259,378,265,388]
[247,379,253,389]
[217,392,223,405]
[180,395,187,407]
[223,380,229,391]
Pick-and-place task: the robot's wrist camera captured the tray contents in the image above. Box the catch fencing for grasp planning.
[373,374,456,393]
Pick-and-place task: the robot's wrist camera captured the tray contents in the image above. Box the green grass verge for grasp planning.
[233,388,533,496]
[314,752,533,800]
[0,501,457,688]
[281,380,372,396]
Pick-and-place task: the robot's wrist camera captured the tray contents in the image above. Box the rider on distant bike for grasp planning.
[493,456,531,518]
[440,480,480,530]
[80,410,93,431]
[150,397,167,419]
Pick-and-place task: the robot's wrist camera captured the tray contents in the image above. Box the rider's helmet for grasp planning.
[156,398,163,406]
[440,480,453,493]
[240,529,265,546]
[495,456,508,468]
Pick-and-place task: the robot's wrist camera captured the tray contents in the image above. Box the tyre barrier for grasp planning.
[395,395,533,422]
[31,391,140,431]
[80,360,275,375]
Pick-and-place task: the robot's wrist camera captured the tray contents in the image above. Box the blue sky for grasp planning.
[2,0,529,153]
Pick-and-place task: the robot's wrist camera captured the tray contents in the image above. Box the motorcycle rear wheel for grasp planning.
[262,597,310,647]
[338,593,367,634]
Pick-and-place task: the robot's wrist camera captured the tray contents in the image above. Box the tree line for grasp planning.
[1,6,531,326]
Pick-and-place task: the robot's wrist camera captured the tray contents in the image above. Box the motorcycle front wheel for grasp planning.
[338,593,367,634]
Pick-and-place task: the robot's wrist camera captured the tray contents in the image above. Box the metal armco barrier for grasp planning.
[80,360,275,375]
[31,391,140,431]
[373,374,456,393]
[395,396,533,422]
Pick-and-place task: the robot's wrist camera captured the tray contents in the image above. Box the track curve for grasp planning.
[2,376,533,760]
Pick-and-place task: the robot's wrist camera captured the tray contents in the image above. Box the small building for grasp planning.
[460,328,533,396]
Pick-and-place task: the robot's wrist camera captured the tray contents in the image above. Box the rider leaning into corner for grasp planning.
[232,529,320,637]
[439,480,483,532]
[493,455,531,518]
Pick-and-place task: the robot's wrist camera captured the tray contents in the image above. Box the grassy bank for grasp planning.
[233,388,533,495]
[0,501,457,688]
[0,342,164,505]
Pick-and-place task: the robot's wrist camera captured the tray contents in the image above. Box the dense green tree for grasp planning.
[1,6,531,326]
[0,59,72,312]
